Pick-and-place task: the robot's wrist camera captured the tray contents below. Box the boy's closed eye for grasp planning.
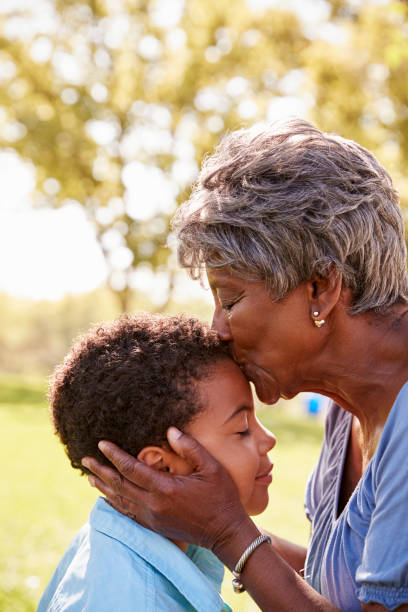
[221,404,252,437]
[237,427,250,436]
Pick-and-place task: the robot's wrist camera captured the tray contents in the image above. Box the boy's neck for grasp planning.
[171,538,189,553]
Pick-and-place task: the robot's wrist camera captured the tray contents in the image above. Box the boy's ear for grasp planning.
[137,446,192,476]
[137,446,167,470]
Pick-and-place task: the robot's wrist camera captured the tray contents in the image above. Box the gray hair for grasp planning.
[172,118,408,314]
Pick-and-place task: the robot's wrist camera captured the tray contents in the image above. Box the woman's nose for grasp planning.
[211,306,233,342]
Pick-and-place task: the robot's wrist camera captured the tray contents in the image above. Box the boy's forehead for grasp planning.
[195,358,253,421]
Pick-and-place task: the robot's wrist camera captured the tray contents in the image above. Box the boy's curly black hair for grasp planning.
[49,313,229,475]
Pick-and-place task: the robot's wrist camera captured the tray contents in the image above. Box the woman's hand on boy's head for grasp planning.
[81,431,251,553]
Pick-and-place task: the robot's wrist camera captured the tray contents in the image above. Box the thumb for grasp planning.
[167,427,217,472]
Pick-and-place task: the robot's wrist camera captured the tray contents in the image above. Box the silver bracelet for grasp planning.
[232,535,271,593]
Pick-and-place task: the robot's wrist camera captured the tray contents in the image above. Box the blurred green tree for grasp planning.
[0,0,307,311]
[0,0,407,311]
[305,0,408,205]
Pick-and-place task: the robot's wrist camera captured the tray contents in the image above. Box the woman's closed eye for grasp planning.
[217,290,244,313]
[220,295,242,312]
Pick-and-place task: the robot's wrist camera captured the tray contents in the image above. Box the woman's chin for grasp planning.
[249,370,280,405]
[255,387,279,405]
[246,365,296,404]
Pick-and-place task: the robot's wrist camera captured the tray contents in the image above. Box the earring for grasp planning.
[312,311,325,328]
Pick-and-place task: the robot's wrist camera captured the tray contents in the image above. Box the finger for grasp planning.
[167,427,220,473]
[87,473,116,499]
[82,455,132,489]
[96,441,173,493]
[103,497,138,522]
[83,458,141,503]
[83,455,145,501]
[88,474,142,520]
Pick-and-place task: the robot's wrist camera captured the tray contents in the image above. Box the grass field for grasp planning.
[0,373,324,612]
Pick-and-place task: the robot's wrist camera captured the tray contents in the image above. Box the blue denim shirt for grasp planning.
[38,497,231,612]
[305,382,408,610]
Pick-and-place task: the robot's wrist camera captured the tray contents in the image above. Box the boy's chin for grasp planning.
[244,498,269,517]
[247,507,268,517]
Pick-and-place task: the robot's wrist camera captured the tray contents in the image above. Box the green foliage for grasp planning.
[0,373,46,406]
[0,377,98,611]
[0,0,307,310]
[0,287,213,375]
[2,0,405,311]
[0,587,35,612]
[305,0,408,199]
[0,289,123,375]
[0,373,323,612]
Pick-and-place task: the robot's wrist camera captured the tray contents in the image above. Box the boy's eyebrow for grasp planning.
[222,404,252,425]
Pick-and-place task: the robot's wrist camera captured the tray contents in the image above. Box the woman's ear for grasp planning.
[138,446,192,475]
[307,266,344,320]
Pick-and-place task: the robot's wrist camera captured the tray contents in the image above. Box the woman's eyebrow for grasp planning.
[208,275,233,291]
[222,405,252,425]
[209,279,223,290]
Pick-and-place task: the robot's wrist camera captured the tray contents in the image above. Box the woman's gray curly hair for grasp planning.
[172,118,408,314]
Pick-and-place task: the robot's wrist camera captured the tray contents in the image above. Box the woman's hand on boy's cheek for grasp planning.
[82,445,155,519]
[81,433,250,552]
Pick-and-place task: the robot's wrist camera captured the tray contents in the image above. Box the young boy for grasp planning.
[38,314,275,612]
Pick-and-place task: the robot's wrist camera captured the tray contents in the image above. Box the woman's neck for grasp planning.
[305,304,408,455]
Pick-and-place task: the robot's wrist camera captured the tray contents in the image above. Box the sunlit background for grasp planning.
[1,0,407,610]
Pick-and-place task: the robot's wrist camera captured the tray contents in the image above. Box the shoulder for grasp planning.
[39,499,228,612]
[38,504,154,611]
[354,382,408,607]
[371,381,408,479]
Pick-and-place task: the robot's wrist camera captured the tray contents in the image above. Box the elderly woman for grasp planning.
[83,119,408,611]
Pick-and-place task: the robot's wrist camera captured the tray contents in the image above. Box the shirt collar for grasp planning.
[90,498,227,612]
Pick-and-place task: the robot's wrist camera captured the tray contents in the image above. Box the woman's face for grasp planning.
[207,267,320,405]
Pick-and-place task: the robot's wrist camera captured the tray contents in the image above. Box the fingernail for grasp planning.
[98,441,108,452]
[82,458,90,469]
[167,426,182,442]
[89,475,96,487]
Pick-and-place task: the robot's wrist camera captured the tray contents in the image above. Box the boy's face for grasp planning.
[186,358,276,516]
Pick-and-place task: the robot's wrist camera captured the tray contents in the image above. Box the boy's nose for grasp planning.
[260,426,276,454]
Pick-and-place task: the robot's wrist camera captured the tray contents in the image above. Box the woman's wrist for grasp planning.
[211,510,263,570]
